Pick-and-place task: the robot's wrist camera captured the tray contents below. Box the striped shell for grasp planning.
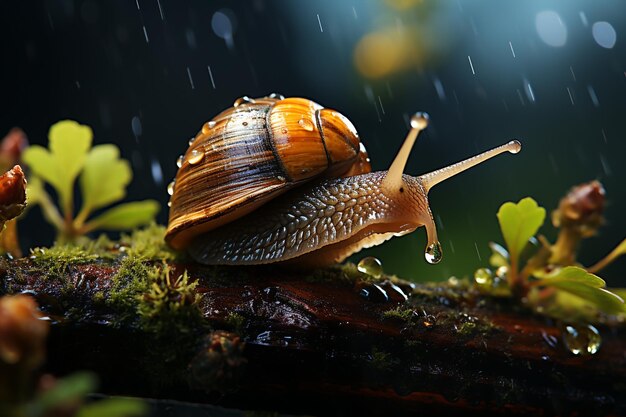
[165,96,371,250]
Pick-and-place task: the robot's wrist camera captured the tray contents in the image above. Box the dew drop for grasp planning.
[188,136,196,146]
[187,149,204,165]
[167,201,172,207]
[234,96,254,107]
[268,93,285,100]
[474,268,493,287]
[167,180,176,196]
[422,314,437,327]
[410,112,430,130]
[202,120,217,133]
[176,155,184,168]
[298,118,315,131]
[242,121,248,126]
[562,324,601,355]
[424,241,442,264]
[357,256,383,278]
[495,265,509,279]
[280,127,288,135]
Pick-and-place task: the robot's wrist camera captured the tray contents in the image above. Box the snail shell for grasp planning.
[166,95,371,250]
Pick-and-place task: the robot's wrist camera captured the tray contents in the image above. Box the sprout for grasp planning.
[23,120,159,242]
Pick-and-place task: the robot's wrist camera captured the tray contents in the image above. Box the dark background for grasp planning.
[1,0,624,284]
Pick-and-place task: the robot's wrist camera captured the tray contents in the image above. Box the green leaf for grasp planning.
[76,397,148,417]
[86,200,160,231]
[80,145,132,213]
[37,372,98,411]
[26,175,45,206]
[23,146,63,194]
[23,120,93,214]
[488,241,509,268]
[537,266,606,288]
[496,197,546,267]
[535,266,625,314]
[49,120,92,181]
[548,282,625,314]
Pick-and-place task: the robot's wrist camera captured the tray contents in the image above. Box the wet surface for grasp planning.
[2,258,625,415]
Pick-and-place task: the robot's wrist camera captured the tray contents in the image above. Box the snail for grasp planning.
[166,95,521,267]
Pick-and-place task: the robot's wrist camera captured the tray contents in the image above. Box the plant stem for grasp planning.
[35,188,64,232]
[588,238,626,274]
[549,227,581,266]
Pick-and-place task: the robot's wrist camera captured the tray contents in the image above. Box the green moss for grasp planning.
[119,223,183,261]
[138,264,203,335]
[369,348,396,372]
[107,255,151,323]
[225,312,246,332]
[29,245,101,279]
[382,306,415,322]
[456,322,477,335]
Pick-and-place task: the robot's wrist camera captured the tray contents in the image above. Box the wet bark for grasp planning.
[1,259,625,417]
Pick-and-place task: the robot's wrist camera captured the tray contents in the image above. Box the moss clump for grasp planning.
[138,264,203,335]
[225,312,246,332]
[29,245,101,280]
[368,348,397,372]
[107,255,151,324]
[457,322,477,336]
[382,306,415,322]
[119,223,183,261]
[453,314,496,337]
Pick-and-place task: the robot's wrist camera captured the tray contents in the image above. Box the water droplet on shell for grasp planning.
[234,96,254,107]
[167,180,176,196]
[187,149,203,165]
[298,118,315,131]
[176,155,184,168]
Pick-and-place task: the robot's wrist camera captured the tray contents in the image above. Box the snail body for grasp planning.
[166,95,521,267]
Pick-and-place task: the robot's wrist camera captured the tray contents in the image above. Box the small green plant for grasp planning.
[23,120,159,242]
[475,182,626,322]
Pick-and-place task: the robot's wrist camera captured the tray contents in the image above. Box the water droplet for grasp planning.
[495,265,509,279]
[422,314,437,327]
[447,276,460,286]
[188,136,196,146]
[473,267,493,290]
[167,180,176,196]
[234,96,254,107]
[187,149,203,165]
[277,175,286,182]
[424,241,442,264]
[359,283,388,302]
[358,256,383,278]
[242,121,248,126]
[176,155,184,168]
[410,112,429,130]
[541,330,559,349]
[167,201,172,207]
[268,93,285,100]
[202,120,217,133]
[298,118,315,131]
[280,127,288,135]
[562,324,601,355]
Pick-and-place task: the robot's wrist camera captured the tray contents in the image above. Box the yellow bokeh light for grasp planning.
[354,31,405,79]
